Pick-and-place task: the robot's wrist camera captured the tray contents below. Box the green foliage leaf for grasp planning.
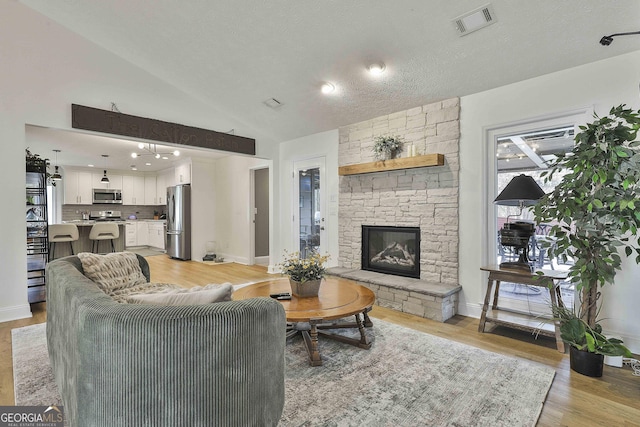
[533,104,640,326]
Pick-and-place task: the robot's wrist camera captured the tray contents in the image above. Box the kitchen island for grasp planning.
[52,221,126,259]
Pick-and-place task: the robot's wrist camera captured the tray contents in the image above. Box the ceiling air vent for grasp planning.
[263,98,283,109]
[453,4,496,36]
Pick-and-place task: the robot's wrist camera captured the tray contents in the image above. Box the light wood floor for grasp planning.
[2,255,639,426]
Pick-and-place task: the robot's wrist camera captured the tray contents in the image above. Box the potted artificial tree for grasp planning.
[533,105,640,374]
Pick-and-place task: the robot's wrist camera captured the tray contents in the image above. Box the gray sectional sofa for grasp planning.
[46,255,286,427]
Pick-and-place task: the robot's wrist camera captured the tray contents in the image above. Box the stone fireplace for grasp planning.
[332,98,461,321]
[338,98,460,286]
[362,225,420,278]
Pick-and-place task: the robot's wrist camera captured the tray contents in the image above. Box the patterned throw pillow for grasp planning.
[127,283,233,306]
[77,252,147,294]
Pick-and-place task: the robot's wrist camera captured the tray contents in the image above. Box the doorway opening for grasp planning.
[294,157,326,259]
[251,167,270,265]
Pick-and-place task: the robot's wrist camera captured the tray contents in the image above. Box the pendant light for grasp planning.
[51,149,62,181]
[101,154,110,183]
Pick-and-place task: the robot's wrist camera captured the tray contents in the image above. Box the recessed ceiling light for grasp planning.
[321,82,336,94]
[88,164,94,167]
[162,156,168,160]
[138,143,145,149]
[145,162,151,166]
[368,63,386,75]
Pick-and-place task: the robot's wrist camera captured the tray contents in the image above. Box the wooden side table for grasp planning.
[478,265,568,352]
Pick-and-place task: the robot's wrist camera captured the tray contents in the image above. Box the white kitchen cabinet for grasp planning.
[147,222,165,249]
[136,221,149,246]
[156,168,175,205]
[92,173,122,190]
[163,167,176,188]
[175,163,191,184]
[122,175,146,205]
[144,175,157,205]
[63,170,93,205]
[125,222,137,247]
[156,173,166,206]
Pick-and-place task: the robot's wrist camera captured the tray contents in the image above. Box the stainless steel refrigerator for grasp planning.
[166,184,191,260]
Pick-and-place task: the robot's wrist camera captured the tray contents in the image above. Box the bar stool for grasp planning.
[48,224,79,260]
[89,223,119,253]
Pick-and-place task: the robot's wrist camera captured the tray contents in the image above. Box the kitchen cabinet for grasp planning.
[148,222,165,249]
[63,169,93,204]
[125,222,137,247]
[175,163,191,184]
[136,221,149,246]
[144,175,157,205]
[92,173,122,190]
[155,168,175,205]
[163,167,176,188]
[122,175,146,205]
[156,173,166,206]
[125,221,164,249]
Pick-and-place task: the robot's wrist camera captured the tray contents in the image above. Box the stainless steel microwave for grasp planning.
[93,188,122,204]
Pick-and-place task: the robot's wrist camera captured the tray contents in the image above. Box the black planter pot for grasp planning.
[569,346,604,377]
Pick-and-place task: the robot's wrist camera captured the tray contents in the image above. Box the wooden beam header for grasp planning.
[72,104,255,155]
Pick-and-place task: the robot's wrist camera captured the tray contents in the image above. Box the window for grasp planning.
[485,110,592,314]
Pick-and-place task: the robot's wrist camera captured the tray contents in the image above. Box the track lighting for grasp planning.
[131,143,180,160]
[599,31,640,46]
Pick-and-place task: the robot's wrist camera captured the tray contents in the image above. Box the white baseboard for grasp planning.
[212,253,249,265]
[254,256,269,265]
[0,304,32,323]
[460,302,640,354]
[458,302,483,319]
[268,264,282,274]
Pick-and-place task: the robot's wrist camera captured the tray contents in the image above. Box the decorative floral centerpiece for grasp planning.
[372,135,404,160]
[280,250,330,297]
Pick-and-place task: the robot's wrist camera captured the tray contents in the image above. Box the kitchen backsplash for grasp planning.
[62,204,165,221]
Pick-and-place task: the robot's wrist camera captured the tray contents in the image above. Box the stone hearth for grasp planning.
[328,267,461,322]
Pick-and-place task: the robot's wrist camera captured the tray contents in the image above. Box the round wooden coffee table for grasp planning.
[233,276,375,366]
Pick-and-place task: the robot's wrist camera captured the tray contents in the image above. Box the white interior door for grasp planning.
[293,157,326,258]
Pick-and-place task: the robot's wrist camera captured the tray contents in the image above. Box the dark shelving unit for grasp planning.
[26,159,49,303]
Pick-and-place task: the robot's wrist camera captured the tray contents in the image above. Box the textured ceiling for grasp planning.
[20,0,640,144]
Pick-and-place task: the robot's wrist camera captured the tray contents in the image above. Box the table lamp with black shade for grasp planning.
[494,174,546,271]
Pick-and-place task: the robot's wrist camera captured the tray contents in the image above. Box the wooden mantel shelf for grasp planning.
[338,153,445,176]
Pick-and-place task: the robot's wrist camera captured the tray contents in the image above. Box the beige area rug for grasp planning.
[13,320,555,426]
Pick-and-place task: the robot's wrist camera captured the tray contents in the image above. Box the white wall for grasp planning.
[190,158,216,262]
[459,50,640,352]
[0,3,272,321]
[213,155,270,264]
[277,129,340,269]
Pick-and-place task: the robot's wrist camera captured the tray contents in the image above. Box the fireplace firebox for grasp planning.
[362,225,420,278]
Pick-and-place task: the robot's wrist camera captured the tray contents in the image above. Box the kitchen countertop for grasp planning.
[63,220,127,226]
[63,219,166,225]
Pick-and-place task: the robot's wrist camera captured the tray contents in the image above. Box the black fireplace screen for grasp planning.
[361,225,420,278]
